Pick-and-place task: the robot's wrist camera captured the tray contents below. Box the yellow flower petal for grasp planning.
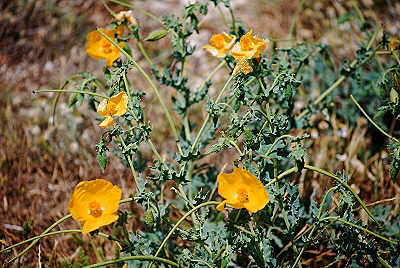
[97,92,128,128]
[99,116,114,128]
[216,168,269,214]
[97,98,109,116]
[109,92,128,116]
[231,30,268,60]
[203,33,236,58]
[82,214,119,235]
[86,28,124,66]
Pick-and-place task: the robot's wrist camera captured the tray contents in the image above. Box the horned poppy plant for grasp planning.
[68,179,122,235]
[86,27,124,66]
[216,168,269,214]
[231,30,268,59]
[97,92,128,128]
[203,33,236,58]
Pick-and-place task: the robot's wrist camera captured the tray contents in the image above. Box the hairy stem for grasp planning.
[350,94,399,142]
[33,89,108,99]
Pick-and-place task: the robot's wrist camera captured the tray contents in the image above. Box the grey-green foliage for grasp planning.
[61,0,400,267]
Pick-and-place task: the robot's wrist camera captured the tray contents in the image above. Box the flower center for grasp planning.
[88,201,103,218]
[237,188,249,203]
[102,42,113,54]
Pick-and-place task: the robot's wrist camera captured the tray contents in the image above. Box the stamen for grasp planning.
[237,188,249,203]
[88,201,103,218]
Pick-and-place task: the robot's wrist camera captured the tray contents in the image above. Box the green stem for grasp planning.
[320,217,398,245]
[197,61,226,93]
[393,51,400,65]
[229,139,243,156]
[97,29,183,155]
[191,73,235,151]
[136,39,154,66]
[119,136,140,190]
[303,165,378,223]
[288,0,306,39]
[263,134,295,157]
[108,0,166,28]
[150,201,219,266]
[84,256,180,268]
[265,167,298,187]
[317,186,338,219]
[350,94,399,142]
[33,89,108,99]
[6,214,72,263]
[1,230,81,253]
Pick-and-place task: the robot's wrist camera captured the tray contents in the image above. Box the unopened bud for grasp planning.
[144,29,169,42]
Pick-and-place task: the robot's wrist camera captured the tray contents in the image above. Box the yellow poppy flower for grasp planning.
[97,92,128,128]
[68,179,122,234]
[216,168,269,214]
[86,27,125,66]
[203,33,236,58]
[231,30,268,60]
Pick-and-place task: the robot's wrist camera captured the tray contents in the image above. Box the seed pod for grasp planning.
[144,29,169,42]
[144,209,155,226]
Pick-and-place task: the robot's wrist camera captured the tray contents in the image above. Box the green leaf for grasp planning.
[97,150,107,171]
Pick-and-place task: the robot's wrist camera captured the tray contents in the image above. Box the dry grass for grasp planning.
[1,0,400,266]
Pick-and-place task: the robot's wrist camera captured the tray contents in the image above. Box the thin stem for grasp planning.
[150,201,219,266]
[304,165,378,224]
[263,134,295,157]
[197,61,226,93]
[119,136,140,190]
[288,0,306,39]
[108,0,166,27]
[191,73,235,151]
[350,94,399,142]
[136,39,154,67]
[97,29,183,155]
[393,51,400,65]
[34,89,108,99]
[102,0,117,17]
[234,225,256,237]
[148,139,164,164]
[351,1,365,24]
[353,197,396,212]
[1,230,81,253]
[83,256,180,268]
[6,214,72,263]
[229,139,244,156]
[317,186,338,219]
[320,217,398,245]
[265,167,298,187]
[216,5,229,28]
